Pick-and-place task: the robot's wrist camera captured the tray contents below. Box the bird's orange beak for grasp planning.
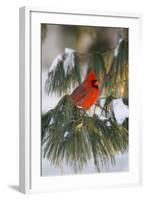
[94,81,100,86]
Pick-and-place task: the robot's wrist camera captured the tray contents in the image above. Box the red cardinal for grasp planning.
[70,69,100,109]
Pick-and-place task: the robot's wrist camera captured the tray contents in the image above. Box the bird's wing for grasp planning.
[71,82,89,103]
[75,87,97,107]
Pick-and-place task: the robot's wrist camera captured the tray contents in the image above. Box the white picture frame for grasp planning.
[19,6,143,194]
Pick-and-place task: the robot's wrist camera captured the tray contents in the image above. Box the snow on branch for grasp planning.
[64,48,75,76]
[114,38,123,57]
[49,48,75,77]
[94,97,129,126]
[112,98,129,125]
[42,94,128,172]
[49,54,63,73]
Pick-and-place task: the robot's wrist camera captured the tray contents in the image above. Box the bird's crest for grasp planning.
[86,69,97,81]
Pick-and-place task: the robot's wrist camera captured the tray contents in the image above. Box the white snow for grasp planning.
[42,152,128,176]
[49,117,54,125]
[114,46,119,57]
[96,115,111,127]
[48,48,76,77]
[112,98,129,125]
[49,54,63,73]
[63,48,75,76]
[99,115,108,121]
[118,38,123,44]
[105,121,111,127]
[114,38,123,57]
[64,131,70,138]
[65,48,75,54]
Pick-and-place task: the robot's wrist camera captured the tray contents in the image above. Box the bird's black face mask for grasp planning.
[92,80,99,89]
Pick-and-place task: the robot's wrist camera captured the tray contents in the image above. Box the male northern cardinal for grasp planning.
[70,69,100,109]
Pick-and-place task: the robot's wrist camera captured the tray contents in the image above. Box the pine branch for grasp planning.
[42,95,128,172]
[100,40,128,97]
[42,38,129,172]
[46,52,81,96]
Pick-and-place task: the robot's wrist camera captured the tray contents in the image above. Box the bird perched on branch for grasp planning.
[70,69,100,109]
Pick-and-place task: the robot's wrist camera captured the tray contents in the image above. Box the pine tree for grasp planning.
[42,28,128,172]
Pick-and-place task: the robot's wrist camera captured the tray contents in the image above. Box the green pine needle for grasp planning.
[42,95,128,172]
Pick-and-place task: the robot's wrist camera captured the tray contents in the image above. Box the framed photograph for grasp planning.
[19,7,142,193]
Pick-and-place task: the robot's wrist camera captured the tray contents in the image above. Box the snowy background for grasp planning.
[41,24,128,176]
